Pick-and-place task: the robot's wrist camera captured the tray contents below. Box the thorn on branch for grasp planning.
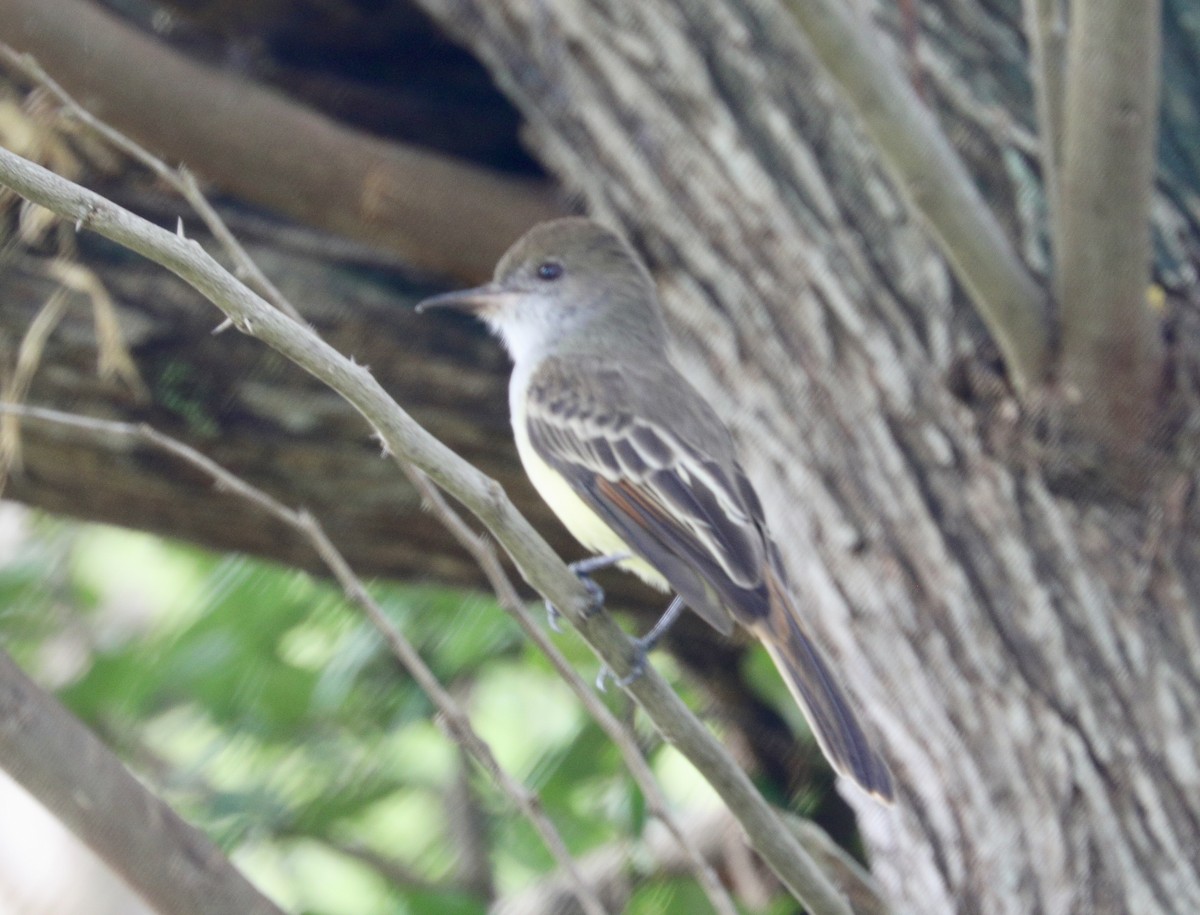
[370,428,392,457]
[74,200,98,232]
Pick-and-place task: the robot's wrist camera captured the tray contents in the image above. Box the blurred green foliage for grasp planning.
[0,508,788,914]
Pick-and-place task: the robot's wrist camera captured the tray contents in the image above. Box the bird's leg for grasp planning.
[634,594,688,655]
[597,595,687,690]
[544,553,630,632]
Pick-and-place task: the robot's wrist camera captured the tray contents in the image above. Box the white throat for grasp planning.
[491,318,548,368]
[486,297,568,369]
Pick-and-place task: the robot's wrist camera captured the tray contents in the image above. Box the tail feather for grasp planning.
[753,573,894,802]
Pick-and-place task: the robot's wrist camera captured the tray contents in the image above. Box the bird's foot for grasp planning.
[595,595,686,691]
[596,637,651,691]
[544,553,630,631]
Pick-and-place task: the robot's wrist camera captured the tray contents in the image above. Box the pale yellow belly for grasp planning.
[514,424,670,592]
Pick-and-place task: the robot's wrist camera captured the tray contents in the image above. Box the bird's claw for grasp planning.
[596,636,652,692]
[575,573,607,617]
[545,555,624,630]
[595,594,686,690]
[543,570,604,629]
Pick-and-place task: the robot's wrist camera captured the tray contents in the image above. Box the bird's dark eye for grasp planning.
[536,261,564,281]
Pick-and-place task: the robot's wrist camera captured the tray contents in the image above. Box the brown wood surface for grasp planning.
[4,0,1200,910]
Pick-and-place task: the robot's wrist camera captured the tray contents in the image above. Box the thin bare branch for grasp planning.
[402,469,740,915]
[300,516,610,915]
[444,743,495,900]
[781,0,1050,391]
[0,402,610,915]
[0,147,857,915]
[329,839,468,896]
[0,42,303,324]
[2,400,738,915]
[785,816,892,915]
[496,807,894,915]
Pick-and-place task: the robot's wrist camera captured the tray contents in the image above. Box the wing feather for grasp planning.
[522,359,894,800]
[524,363,770,632]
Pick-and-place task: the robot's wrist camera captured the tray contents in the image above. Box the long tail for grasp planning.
[750,570,894,802]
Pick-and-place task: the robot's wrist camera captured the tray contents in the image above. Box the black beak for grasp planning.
[414,282,516,315]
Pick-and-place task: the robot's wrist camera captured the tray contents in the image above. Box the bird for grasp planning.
[416,217,894,801]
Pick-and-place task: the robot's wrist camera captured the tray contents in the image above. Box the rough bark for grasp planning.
[3,0,1200,912]
[405,1,1200,913]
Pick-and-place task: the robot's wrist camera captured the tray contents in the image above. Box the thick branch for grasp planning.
[0,648,285,915]
[0,146,857,915]
[781,0,1050,391]
[1056,0,1164,456]
[0,0,563,282]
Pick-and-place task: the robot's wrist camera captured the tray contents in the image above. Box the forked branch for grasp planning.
[782,0,1050,392]
[0,145,858,915]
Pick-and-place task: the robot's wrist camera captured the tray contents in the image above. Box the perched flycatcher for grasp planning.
[417,218,893,801]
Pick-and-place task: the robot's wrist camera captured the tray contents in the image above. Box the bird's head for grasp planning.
[416,218,666,364]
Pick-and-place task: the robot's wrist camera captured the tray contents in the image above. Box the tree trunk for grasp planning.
[5,0,1200,911]
[407,1,1200,912]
